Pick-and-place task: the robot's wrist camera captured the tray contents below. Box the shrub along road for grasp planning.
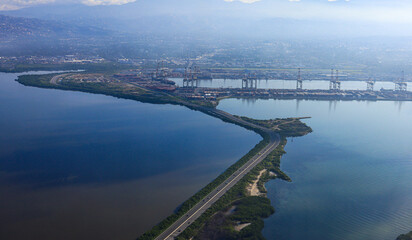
[154,108,280,240]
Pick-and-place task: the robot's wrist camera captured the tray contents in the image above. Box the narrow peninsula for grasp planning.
[17,71,312,240]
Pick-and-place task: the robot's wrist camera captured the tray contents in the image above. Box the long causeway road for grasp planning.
[45,79,280,240]
[154,107,280,240]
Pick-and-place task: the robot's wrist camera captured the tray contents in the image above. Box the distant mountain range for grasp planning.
[0,0,255,38]
[2,0,410,40]
[0,14,109,40]
[0,14,119,57]
[1,0,412,58]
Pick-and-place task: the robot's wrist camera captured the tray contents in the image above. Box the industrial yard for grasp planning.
[49,65,412,103]
[109,65,412,102]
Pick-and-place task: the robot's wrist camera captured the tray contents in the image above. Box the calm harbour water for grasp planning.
[0,72,260,240]
[218,98,412,240]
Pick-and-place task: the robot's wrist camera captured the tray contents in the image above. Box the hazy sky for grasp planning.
[0,0,137,10]
[222,0,412,24]
[2,0,412,25]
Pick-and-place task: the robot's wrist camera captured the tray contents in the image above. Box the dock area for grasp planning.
[176,87,412,101]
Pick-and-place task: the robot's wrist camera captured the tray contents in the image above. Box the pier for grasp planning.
[176,87,412,102]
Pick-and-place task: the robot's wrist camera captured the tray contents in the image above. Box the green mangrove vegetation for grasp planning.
[17,74,184,106]
[398,231,412,240]
[172,119,311,240]
[176,139,289,240]
[138,136,271,240]
[239,116,312,137]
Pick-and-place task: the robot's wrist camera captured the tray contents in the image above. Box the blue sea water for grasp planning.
[0,72,260,240]
[218,98,412,240]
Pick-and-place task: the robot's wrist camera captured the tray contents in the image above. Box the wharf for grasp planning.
[176,87,412,101]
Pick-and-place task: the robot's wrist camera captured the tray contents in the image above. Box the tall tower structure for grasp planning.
[329,69,334,90]
[242,73,258,90]
[182,67,197,88]
[296,68,303,90]
[335,69,341,91]
[366,78,375,91]
[395,70,407,91]
[330,69,341,91]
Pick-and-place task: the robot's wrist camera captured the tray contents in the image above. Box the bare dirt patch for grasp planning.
[247,169,267,196]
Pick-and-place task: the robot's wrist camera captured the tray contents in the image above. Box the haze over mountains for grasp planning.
[2,0,412,74]
[0,14,116,56]
[2,0,412,39]
[0,15,109,39]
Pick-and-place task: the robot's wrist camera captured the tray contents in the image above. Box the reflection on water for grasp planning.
[0,72,260,240]
[172,78,411,91]
[218,98,412,240]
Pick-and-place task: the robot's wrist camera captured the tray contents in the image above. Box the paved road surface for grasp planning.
[50,74,69,84]
[154,108,280,240]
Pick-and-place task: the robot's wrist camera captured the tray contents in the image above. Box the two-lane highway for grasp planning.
[154,108,280,240]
